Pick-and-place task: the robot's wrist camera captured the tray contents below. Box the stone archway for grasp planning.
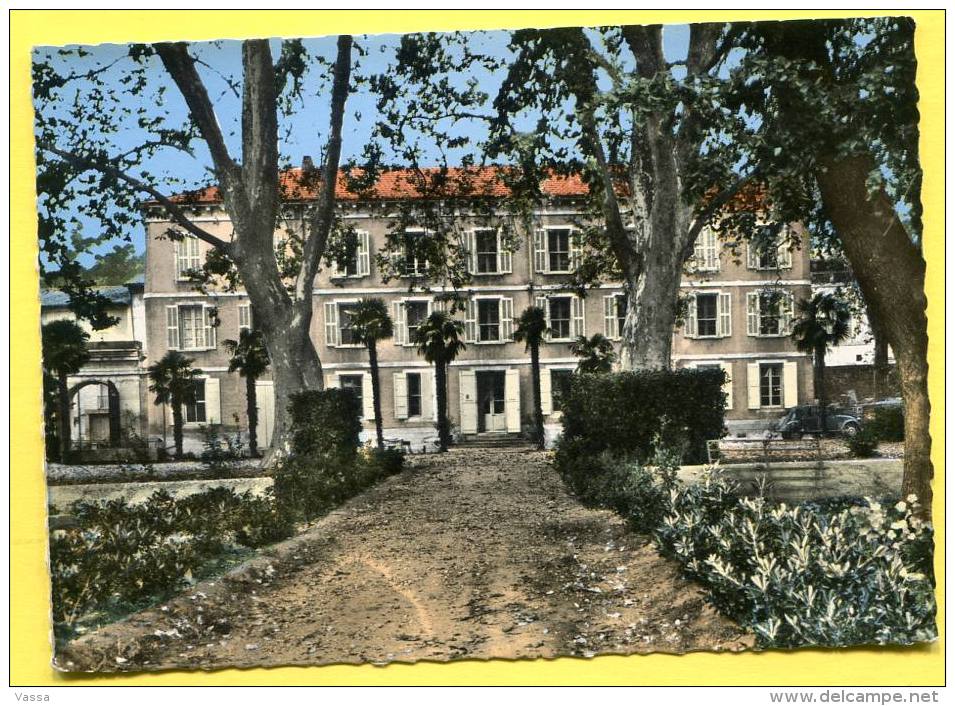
[68,379,122,447]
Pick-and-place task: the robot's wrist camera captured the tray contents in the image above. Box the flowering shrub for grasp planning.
[562,452,936,648]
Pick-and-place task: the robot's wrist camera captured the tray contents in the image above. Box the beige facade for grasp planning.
[143,191,814,452]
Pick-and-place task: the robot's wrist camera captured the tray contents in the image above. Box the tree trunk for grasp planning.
[867,299,891,397]
[816,154,932,513]
[530,342,544,449]
[246,374,259,458]
[57,373,71,463]
[619,255,685,370]
[368,342,384,449]
[171,395,184,459]
[435,362,449,452]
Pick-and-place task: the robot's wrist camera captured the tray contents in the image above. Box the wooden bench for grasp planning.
[707,437,824,470]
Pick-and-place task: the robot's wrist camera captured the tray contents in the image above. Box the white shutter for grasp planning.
[747,363,761,410]
[778,241,792,269]
[420,369,435,421]
[325,373,339,388]
[571,296,585,338]
[534,229,547,273]
[498,233,512,273]
[358,231,371,276]
[204,306,217,349]
[204,377,221,424]
[501,298,514,341]
[540,367,553,416]
[464,298,477,343]
[173,240,182,279]
[393,300,406,346]
[603,295,617,339]
[324,301,339,347]
[783,361,798,408]
[255,380,275,448]
[464,230,477,274]
[780,293,794,335]
[362,373,375,421]
[746,292,760,336]
[166,305,180,349]
[393,372,408,420]
[536,295,550,340]
[746,243,759,270]
[570,230,583,270]
[505,369,521,433]
[685,293,697,338]
[720,362,734,411]
[459,370,478,434]
[719,292,732,337]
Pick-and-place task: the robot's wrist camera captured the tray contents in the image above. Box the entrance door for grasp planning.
[476,371,507,433]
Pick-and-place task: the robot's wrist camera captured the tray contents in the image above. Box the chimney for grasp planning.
[302,155,314,173]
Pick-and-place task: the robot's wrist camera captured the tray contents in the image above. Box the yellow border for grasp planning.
[10,9,944,686]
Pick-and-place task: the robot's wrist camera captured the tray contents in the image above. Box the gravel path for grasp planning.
[57,448,751,673]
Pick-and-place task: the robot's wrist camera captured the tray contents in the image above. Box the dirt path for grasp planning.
[57,448,752,672]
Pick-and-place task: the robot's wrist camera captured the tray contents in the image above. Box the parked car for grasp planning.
[774,404,863,439]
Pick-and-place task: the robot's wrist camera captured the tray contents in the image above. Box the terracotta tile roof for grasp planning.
[160,166,595,205]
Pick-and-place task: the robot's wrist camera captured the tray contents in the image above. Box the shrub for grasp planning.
[555,369,725,495]
[367,447,406,476]
[868,405,905,442]
[200,424,245,471]
[847,425,880,458]
[288,389,362,459]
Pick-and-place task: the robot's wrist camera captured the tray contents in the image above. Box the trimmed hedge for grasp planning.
[868,405,905,442]
[288,388,362,459]
[558,368,726,466]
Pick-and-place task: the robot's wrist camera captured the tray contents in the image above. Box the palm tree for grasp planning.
[148,351,200,459]
[570,333,617,374]
[412,310,466,451]
[514,306,552,450]
[346,298,393,449]
[223,329,271,457]
[41,320,90,462]
[791,292,852,435]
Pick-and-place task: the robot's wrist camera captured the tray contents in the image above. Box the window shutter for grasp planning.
[326,373,339,388]
[501,298,514,341]
[358,231,371,277]
[504,369,521,433]
[464,230,477,274]
[324,301,339,347]
[570,231,583,271]
[393,372,408,420]
[603,295,617,339]
[692,237,704,269]
[362,373,375,421]
[571,296,585,338]
[685,293,697,338]
[173,240,183,279]
[498,233,512,274]
[780,293,794,335]
[540,367,553,416]
[420,369,435,421]
[778,241,792,269]
[459,369,478,434]
[747,363,761,410]
[238,303,251,333]
[392,301,406,346]
[719,292,732,337]
[464,298,477,343]
[720,362,734,411]
[746,292,760,336]
[204,377,221,424]
[536,295,550,340]
[204,306,217,349]
[166,305,180,349]
[783,361,798,408]
[746,244,759,270]
[534,229,547,273]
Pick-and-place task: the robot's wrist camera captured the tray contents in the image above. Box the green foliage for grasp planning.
[846,425,880,458]
[513,306,551,349]
[287,389,361,459]
[569,333,616,374]
[868,405,905,442]
[223,329,270,380]
[411,310,466,366]
[199,424,245,471]
[147,351,199,408]
[345,298,394,345]
[555,368,726,475]
[41,319,90,378]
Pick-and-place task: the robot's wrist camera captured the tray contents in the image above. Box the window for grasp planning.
[339,374,364,414]
[238,303,251,333]
[695,293,719,337]
[616,296,627,339]
[334,231,370,278]
[547,229,571,272]
[478,299,501,342]
[184,379,206,423]
[177,305,216,350]
[176,237,201,279]
[604,294,627,339]
[475,229,499,274]
[549,297,572,339]
[406,372,422,417]
[747,233,793,270]
[747,291,792,337]
[338,303,359,346]
[691,227,720,271]
[402,231,428,277]
[758,294,781,335]
[405,301,430,343]
[551,369,573,413]
[760,363,783,407]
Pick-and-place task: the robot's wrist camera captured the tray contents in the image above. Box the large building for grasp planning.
[142,166,814,453]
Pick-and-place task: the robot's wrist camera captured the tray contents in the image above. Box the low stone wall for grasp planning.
[48,477,274,511]
[46,459,265,486]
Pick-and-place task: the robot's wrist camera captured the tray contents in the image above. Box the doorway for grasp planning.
[476,370,506,433]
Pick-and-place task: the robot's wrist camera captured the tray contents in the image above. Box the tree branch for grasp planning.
[685,170,757,258]
[39,142,231,252]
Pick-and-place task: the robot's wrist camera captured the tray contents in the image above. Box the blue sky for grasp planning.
[34,24,691,265]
